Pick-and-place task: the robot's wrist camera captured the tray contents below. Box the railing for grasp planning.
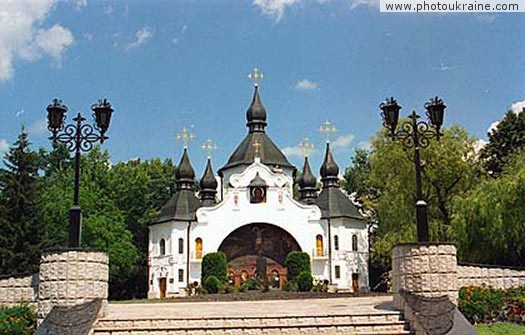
[312,248,328,259]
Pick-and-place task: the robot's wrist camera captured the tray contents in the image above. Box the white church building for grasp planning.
[148,84,369,299]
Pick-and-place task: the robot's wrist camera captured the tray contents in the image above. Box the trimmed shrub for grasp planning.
[285,251,311,281]
[204,275,221,294]
[0,303,36,335]
[296,271,313,292]
[201,252,228,283]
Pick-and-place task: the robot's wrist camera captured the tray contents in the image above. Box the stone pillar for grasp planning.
[392,243,458,310]
[37,249,109,323]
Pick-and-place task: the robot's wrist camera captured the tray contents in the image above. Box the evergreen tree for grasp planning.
[0,129,46,275]
[480,110,525,176]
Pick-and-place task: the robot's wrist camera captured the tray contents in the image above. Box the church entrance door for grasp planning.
[218,223,301,287]
[159,278,167,299]
[352,273,359,293]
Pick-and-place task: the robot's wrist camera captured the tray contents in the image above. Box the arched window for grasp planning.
[159,239,166,256]
[178,238,184,254]
[195,238,203,259]
[316,235,323,257]
[352,234,358,252]
[334,235,339,251]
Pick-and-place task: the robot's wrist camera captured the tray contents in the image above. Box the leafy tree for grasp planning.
[347,124,481,271]
[0,129,46,275]
[480,110,525,177]
[450,150,525,267]
[107,158,174,298]
[38,147,138,299]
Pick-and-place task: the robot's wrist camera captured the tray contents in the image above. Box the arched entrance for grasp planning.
[218,223,301,287]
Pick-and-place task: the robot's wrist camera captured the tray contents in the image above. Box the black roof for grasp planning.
[150,190,200,225]
[316,187,364,220]
[219,130,294,174]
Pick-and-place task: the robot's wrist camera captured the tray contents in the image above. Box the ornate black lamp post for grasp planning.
[46,98,114,248]
[379,96,446,242]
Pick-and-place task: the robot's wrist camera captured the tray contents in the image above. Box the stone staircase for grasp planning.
[93,311,412,335]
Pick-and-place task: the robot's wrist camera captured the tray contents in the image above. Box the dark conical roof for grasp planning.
[200,158,218,205]
[320,142,339,187]
[249,172,267,187]
[218,86,294,175]
[151,148,200,225]
[298,156,317,189]
[175,148,196,190]
[246,85,267,133]
[297,156,318,204]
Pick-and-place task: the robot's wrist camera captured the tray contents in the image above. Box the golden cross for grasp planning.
[176,126,195,149]
[299,136,314,157]
[252,139,262,156]
[319,120,337,143]
[201,139,218,159]
[248,67,264,86]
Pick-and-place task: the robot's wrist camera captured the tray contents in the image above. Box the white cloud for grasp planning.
[487,100,525,135]
[295,79,319,90]
[473,139,487,154]
[74,0,87,11]
[29,119,47,137]
[347,0,380,9]
[0,0,74,81]
[282,145,309,158]
[126,27,154,50]
[0,139,9,153]
[332,134,355,149]
[253,0,299,22]
[358,141,371,150]
[511,100,525,114]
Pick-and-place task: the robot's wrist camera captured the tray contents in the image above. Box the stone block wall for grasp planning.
[458,263,525,289]
[392,243,458,310]
[0,273,39,306]
[37,249,109,323]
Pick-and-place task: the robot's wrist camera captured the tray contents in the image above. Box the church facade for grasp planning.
[148,85,369,299]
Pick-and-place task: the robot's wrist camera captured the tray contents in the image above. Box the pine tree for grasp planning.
[480,110,525,177]
[0,128,46,275]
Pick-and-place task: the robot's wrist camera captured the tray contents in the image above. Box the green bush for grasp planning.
[285,251,311,281]
[243,279,261,291]
[201,252,227,283]
[204,275,221,294]
[283,280,298,292]
[296,271,313,292]
[459,285,525,324]
[0,304,36,335]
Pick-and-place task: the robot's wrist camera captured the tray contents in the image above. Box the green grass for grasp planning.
[476,322,525,335]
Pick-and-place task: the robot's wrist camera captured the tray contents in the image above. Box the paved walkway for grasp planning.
[105,295,396,320]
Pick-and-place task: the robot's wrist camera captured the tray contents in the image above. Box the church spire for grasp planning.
[320,142,339,188]
[246,85,267,133]
[246,67,267,133]
[175,148,196,190]
[200,157,218,205]
[298,156,318,203]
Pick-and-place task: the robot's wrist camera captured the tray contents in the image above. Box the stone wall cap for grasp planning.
[394,242,457,247]
[42,247,107,255]
[0,272,36,280]
[458,262,525,271]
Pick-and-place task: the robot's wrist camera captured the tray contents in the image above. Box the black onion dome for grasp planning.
[320,142,339,178]
[200,158,218,205]
[200,158,218,190]
[298,156,317,189]
[246,85,267,133]
[175,148,195,190]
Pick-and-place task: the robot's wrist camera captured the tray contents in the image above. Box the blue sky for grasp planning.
[0,0,523,175]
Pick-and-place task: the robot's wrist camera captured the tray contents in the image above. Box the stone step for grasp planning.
[93,314,411,335]
[96,313,405,329]
[93,327,412,335]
